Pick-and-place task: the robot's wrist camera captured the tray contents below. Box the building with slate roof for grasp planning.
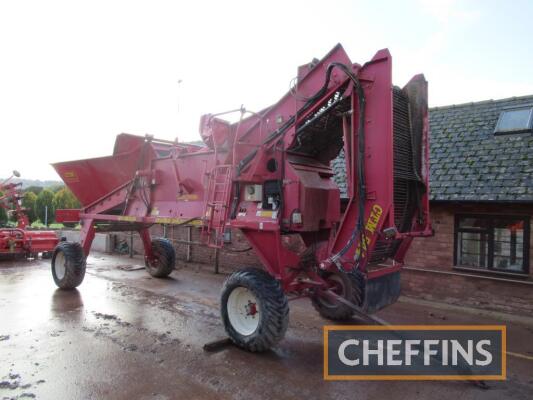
[429,95,533,202]
[332,94,533,316]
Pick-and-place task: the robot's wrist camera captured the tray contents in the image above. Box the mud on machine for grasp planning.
[51,44,432,351]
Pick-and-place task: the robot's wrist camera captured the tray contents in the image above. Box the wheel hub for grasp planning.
[319,274,347,308]
[227,287,260,336]
[245,301,257,316]
[55,251,66,280]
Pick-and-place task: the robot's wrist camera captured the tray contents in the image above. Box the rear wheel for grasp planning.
[51,242,86,290]
[221,268,289,352]
[145,238,175,278]
[311,270,364,321]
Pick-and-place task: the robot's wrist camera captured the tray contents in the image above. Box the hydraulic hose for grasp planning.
[235,61,368,266]
[327,63,367,264]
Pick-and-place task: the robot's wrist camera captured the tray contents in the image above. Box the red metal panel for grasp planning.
[55,209,81,223]
[52,143,145,207]
[328,50,394,269]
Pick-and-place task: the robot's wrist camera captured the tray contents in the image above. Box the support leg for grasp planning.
[139,227,154,263]
[80,219,95,257]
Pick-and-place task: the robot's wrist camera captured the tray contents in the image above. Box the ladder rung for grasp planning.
[202,164,233,248]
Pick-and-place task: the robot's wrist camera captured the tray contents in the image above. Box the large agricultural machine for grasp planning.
[51,44,431,351]
[0,171,58,259]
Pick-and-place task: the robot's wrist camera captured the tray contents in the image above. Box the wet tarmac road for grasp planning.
[1,254,533,400]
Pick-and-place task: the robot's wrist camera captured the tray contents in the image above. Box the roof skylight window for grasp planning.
[494,106,533,134]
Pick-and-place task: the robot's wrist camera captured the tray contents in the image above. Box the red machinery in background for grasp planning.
[0,171,59,259]
[52,44,432,351]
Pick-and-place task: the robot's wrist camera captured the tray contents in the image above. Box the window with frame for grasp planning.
[454,215,530,275]
[494,106,533,135]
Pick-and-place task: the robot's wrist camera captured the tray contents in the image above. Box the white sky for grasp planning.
[1,0,532,180]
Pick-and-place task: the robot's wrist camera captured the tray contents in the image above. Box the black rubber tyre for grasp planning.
[145,238,176,278]
[51,242,86,290]
[311,270,365,321]
[221,268,289,352]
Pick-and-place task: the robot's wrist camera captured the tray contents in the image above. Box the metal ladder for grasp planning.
[202,165,232,248]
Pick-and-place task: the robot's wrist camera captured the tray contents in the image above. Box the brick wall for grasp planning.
[401,269,533,315]
[404,205,454,268]
[403,202,533,316]
[113,225,262,273]
[405,202,533,272]
[113,201,533,316]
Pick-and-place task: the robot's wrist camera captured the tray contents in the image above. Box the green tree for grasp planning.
[35,189,55,225]
[25,186,43,196]
[22,191,38,223]
[53,188,81,211]
[0,192,7,225]
[49,184,65,193]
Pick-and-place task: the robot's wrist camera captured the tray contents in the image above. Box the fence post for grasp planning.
[214,247,219,274]
[129,232,134,258]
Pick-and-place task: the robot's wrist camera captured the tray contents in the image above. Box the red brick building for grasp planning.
[402,95,533,316]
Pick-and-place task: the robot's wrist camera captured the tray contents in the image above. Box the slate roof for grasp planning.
[430,95,533,202]
[331,94,533,202]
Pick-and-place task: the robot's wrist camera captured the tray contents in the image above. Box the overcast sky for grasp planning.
[1,0,532,181]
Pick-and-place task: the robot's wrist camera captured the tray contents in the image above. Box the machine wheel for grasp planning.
[51,242,86,290]
[42,251,53,259]
[311,270,365,321]
[145,238,175,278]
[221,268,289,352]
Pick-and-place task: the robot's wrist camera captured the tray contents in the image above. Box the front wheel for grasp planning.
[145,238,176,278]
[221,268,289,352]
[51,242,86,290]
